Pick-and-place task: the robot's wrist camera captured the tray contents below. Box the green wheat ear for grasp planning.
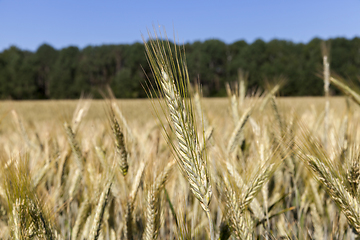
[143,28,214,240]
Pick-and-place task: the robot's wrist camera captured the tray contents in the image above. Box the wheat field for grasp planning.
[1,35,360,239]
[0,94,358,239]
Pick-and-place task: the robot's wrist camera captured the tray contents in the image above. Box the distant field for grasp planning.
[0,96,350,125]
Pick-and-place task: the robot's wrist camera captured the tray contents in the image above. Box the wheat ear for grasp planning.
[223,176,252,240]
[71,197,91,240]
[227,107,252,156]
[144,160,175,240]
[298,130,360,233]
[307,155,360,232]
[72,97,90,133]
[125,160,146,240]
[194,83,210,130]
[330,77,360,105]
[89,181,112,240]
[259,84,280,112]
[64,122,84,171]
[144,30,214,240]
[11,110,38,150]
[310,203,324,239]
[111,112,128,176]
[225,161,264,220]
[112,102,135,142]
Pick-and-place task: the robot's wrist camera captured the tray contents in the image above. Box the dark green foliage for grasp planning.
[1,37,360,99]
[50,46,80,99]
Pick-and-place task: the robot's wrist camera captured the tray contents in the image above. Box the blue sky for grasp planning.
[0,0,359,52]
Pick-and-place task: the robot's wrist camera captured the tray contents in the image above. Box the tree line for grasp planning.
[0,37,359,99]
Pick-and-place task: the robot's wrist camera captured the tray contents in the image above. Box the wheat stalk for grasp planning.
[322,42,330,151]
[238,69,248,108]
